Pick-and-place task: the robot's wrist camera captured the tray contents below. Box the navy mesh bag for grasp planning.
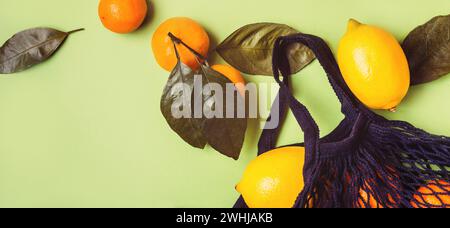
[234,33,450,208]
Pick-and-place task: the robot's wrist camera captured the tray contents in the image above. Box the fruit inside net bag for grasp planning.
[234,33,450,208]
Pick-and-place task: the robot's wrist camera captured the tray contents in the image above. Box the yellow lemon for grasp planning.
[236,147,305,208]
[337,19,410,110]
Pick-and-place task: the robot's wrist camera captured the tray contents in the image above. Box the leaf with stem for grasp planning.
[0,27,84,74]
[161,33,247,159]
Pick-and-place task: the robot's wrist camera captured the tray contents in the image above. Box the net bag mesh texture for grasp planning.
[234,33,450,208]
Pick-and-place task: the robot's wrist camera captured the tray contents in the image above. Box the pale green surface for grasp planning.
[0,0,449,208]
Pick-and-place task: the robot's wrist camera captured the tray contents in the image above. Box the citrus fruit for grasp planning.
[337,19,410,110]
[411,180,450,208]
[152,17,210,71]
[359,187,383,208]
[98,0,148,34]
[236,147,305,208]
[358,170,400,208]
[359,186,396,208]
[211,64,246,96]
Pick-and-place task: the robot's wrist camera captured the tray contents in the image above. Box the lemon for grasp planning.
[337,19,410,110]
[236,147,305,208]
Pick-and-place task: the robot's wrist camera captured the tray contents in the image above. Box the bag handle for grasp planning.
[274,34,364,118]
[257,72,289,154]
[258,33,372,154]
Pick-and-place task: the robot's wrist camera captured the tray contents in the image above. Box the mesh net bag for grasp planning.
[234,33,450,208]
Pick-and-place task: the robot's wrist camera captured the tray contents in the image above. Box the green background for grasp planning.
[0,0,449,208]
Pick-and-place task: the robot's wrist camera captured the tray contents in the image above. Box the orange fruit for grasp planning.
[358,171,400,208]
[359,187,398,208]
[359,187,383,208]
[98,0,148,34]
[152,17,210,72]
[412,180,450,208]
[211,64,246,96]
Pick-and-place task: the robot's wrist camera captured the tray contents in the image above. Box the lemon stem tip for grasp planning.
[389,107,397,113]
[347,19,362,32]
